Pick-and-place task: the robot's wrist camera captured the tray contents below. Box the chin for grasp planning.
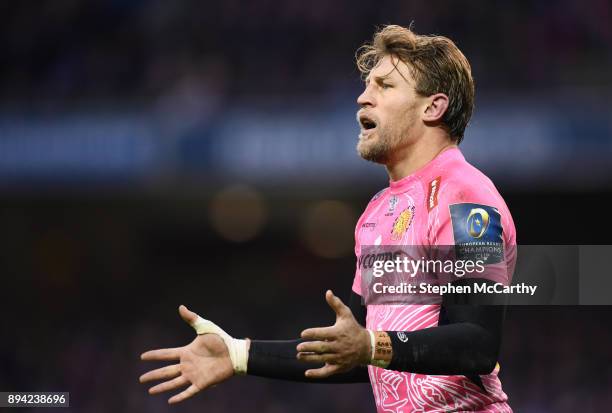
[357,140,389,164]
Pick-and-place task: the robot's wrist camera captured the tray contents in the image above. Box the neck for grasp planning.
[385,133,456,182]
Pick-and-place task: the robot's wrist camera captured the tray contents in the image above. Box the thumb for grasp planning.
[178,304,199,326]
[325,290,351,318]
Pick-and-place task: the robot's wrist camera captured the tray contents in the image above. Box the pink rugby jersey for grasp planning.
[352,147,516,413]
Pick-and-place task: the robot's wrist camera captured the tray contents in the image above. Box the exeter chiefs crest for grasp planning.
[391,206,415,240]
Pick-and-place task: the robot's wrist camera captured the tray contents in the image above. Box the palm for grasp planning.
[140,306,235,404]
[179,334,232,390]
[297,290,371,378]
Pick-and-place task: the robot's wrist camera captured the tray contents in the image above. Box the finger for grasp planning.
[301,327,336,341]
[325,290,351,318]
[305,363,342,379]
[168,384,200,404]
[141,347,182,361]
[148,375,189,395]
[296,340,337,354]
[179,304,199,325]
[297,352,338,364]
[139,364,181,383]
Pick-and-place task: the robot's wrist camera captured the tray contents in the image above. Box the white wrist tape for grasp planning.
[191,316,248,375]
[367,329,390,368]
[367,329,376,362]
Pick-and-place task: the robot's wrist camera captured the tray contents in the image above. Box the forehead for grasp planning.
[366,54,413,84]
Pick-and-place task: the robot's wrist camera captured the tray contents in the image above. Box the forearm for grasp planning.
[247,339,370,383]
[246,290,371,383]
[376,279,505,375]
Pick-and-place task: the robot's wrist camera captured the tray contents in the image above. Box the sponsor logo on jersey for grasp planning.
[357,251,398,269]
[391,206,415,241]
[427,177,441,212]
[449,203,503,264]
[361,222,377,231]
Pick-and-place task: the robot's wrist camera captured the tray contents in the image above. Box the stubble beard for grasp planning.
[357,127,391,164]
[357,120,410,165]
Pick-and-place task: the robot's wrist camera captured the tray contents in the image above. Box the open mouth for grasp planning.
[359,114,377,132]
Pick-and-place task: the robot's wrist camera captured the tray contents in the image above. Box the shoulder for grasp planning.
[369,187,388,204]
[431,156,506,210]
[354,186,389,233]
[424,154,516,245]
[359,186,390,219]
[360,186,389,213]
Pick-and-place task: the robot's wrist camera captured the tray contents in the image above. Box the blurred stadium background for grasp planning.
[0,1,611,412]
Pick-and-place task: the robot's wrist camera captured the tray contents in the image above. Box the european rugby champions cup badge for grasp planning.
[449,203,504,264]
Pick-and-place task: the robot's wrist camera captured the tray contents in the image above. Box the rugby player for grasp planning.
[140,24,516,412]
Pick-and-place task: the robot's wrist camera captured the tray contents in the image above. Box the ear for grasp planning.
[422,93,449,123]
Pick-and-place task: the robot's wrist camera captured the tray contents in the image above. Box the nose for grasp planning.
[357,84,374,108]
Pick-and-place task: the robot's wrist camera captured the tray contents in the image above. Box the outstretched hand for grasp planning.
[297,290,371,378]
[139,305,235,404]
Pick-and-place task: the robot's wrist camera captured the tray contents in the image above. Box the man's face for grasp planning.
[356,55,426,164]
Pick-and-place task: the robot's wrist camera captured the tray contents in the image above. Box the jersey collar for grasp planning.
[388,147,463,194]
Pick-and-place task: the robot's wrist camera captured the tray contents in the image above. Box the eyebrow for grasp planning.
[365,74,393,86]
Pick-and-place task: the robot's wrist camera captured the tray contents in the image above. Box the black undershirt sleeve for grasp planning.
[248,281,504,382]
[386,278,505,376]
[350,289,367,327]
[246,290,370,383]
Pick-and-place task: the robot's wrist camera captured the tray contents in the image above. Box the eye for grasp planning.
[381,83,392,90]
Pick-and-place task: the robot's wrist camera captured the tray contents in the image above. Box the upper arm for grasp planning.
[428,178,516,286]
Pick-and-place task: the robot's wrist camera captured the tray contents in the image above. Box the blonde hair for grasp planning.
[356,25,475,142]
